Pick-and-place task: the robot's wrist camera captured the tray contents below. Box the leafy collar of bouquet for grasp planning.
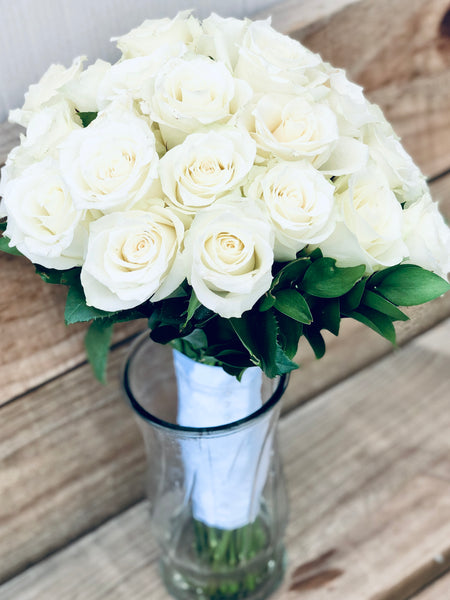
[0,11,449,382]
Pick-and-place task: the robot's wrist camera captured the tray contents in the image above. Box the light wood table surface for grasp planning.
[1,1,450,598]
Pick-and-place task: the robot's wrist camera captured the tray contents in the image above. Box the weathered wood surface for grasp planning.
[413,571,450,598]
[1,319,449,599]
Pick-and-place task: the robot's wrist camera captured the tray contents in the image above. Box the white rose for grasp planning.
[148,55,253,147]
[113,11,201,59]
[245,94,339,163]
[1,99,81,186]
[248,161,336,261]
[62,59,111,112]
[402,194,450,278]
[59,100,159,212]
[363,122,427,205]
[324,67,376,135]
[81,206,185,312]
[9,56,86,127]
[318,168,408,272]
[97,48,185,111]
[196,14,249,69]
[184,198,274,318]
[159,128,256,219]
[2,159,84,269]
[235,19,322,93]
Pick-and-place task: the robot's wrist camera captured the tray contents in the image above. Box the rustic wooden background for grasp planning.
[0,0,449,597]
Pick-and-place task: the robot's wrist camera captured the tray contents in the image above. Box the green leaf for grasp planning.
[35,265,81,286]
[274,289,312,324]
[341,279,366,312]
[150,325,181,344]
[271,257,311,291]
[78,111,98,127]
[181,328,208,351]
[185,290,201,325]
[301,258,366,298]
[346,307,396,344]
[274,345,299,375]
[362,289,409,321]
[313,298,341,336]
[275,312,303,359]
[259,292,276,312]
[373,265,450,306]
[0,221,6,232]
[230,310,279,377]
[303,326,326,359]
[0,235,22,256]
[85,319,113,384]
[65,280,115,324]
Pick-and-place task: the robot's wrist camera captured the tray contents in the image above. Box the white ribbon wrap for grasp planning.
[173,350,274,530]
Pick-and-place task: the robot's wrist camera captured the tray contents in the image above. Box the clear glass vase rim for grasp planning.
[122,332,289,436]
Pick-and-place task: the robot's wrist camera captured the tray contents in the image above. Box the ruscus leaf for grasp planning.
[373,265,450,306]
[362,289,409,321]
[85,319,113,384]
[301,258,365,298]
[274,289,312,324]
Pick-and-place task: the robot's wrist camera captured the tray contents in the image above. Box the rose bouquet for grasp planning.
[1,11,449,600]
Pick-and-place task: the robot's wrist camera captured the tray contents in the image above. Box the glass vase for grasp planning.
[123,332,289,600]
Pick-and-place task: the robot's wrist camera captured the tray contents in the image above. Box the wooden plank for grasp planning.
[0,343,146,584]
[1,319,449,598]
[412,572,450,599]
[1,171,449,408]
[291,0,450,178]
[0,252,145,404]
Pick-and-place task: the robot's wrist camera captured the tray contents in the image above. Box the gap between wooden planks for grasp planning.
[0,318,449,599]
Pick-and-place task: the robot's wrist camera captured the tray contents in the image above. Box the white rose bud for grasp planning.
[159,128,256,219]
[235,19,322,93]
[246,94,339,163]
[113,11,201,59]
[402,194,450,278]
[81,206,185,312]
[184,198,274,318]
[2,159,84,269]
[9,56,86,127]
[248,161,336,261]
[148,56,253,147]
[318,168,408,273]
[59,100,159,212]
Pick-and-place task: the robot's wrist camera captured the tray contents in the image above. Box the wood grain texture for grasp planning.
[292,0,450,178]
[1,319,449,598]
[412,571,450,599]
[0,343,146,584]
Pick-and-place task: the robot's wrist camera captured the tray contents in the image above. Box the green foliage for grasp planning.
[301,258,366,298]
[0,236,22,256]
[273,289,312,324]
[7,226,448,382]
[85,319,114,384]
[370,264,450,306]
[78,111,98,127]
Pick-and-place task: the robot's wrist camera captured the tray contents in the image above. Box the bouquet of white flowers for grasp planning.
[1,11,449,384]
[1,11,449,600]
